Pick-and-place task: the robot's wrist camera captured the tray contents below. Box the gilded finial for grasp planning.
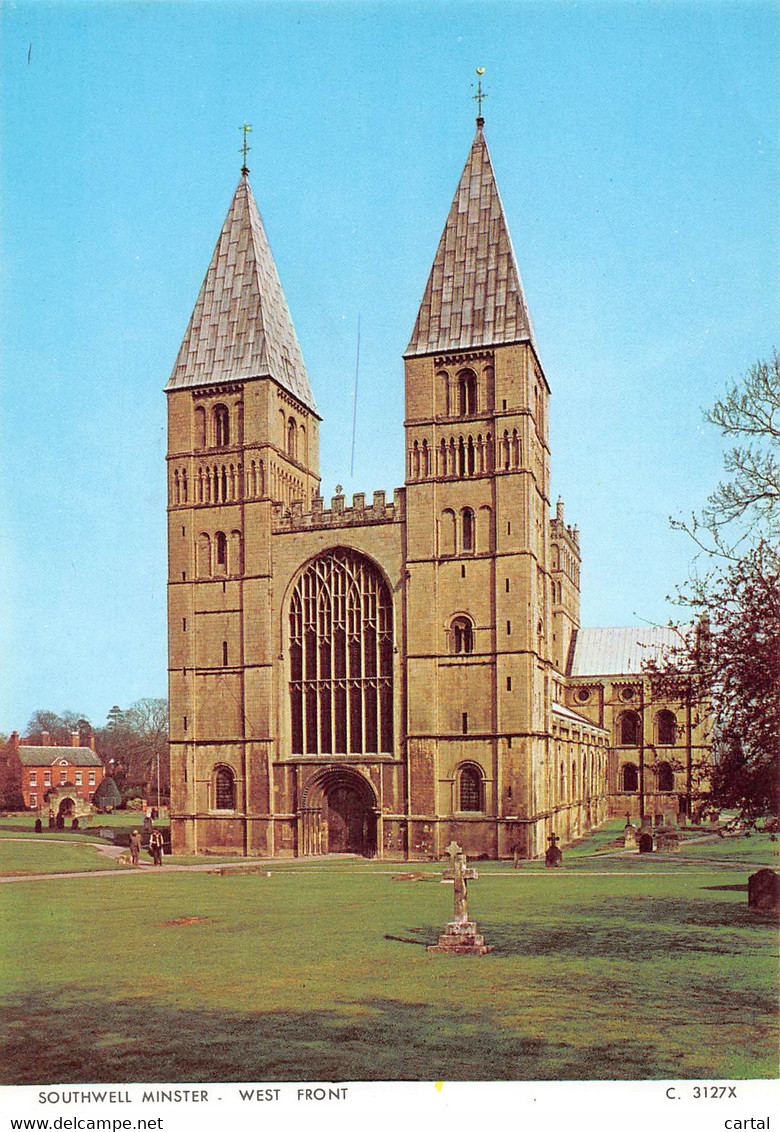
[473,67,487,125]
[239,123,252,175]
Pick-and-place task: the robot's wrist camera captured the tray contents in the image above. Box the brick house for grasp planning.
[7,731,105,812]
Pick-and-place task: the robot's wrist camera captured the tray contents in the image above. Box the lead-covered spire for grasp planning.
[167,173,317,413]
[405,121,538,358]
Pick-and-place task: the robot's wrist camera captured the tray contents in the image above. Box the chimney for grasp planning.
[9,731,19,756]
[556,497,565,523]
[71,732,79,748]
[41,731,50,746]
[89,734,96,751]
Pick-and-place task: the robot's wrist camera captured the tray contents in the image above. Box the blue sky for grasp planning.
[1,0,777,734]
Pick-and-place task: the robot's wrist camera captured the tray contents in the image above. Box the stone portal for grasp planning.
[298,767,378,857]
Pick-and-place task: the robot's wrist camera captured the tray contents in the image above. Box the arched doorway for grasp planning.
[58,796,76,818]
[299,767,378,857]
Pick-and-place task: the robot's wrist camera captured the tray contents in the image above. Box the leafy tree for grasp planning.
[661,354,780,825]
[26,710,92,746]
[92,775,123,813]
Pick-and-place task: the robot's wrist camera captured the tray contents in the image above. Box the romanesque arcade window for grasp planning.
[458,764,483,811]
[621,763,639,792]
[289,549,393,757]
[214,405,230,447]
[213,765,236,810]
[450,615,474,655]
[655,710,677,745]
[617,710,641,746]
[656,761,674,792]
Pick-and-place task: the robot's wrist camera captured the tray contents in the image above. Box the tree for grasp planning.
[26,710,92,746]
[662,354,780,825]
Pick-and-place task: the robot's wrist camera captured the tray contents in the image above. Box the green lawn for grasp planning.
[0,837,123,875]
[0,833,777,1084]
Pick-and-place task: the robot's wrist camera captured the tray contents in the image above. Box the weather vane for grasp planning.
[239,123,252,175]
[473,66,487,121]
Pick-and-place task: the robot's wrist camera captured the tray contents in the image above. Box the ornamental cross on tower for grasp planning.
[240,123,252,174]
[473,67,487,121]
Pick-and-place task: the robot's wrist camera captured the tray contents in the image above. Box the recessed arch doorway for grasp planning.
[299,766,379,857]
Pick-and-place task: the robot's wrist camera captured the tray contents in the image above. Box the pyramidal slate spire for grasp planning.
[406,121,538,358]
[167,173,317,412]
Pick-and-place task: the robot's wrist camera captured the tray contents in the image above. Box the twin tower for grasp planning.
[165,118,609,860]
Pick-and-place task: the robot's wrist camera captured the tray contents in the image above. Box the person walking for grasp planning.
[149,827,164,867]
[129,829,141,867]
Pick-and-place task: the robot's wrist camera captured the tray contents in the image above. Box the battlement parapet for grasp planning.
[273,487,405,533]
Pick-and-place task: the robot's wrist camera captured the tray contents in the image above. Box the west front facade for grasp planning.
[165,117,707,860]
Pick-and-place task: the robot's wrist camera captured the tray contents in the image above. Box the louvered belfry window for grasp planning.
[289,550,393,756]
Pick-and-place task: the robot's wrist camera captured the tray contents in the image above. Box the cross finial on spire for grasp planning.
[473,67,487,126]
[239,123,252,175]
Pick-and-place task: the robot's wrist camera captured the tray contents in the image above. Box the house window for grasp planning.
[60,771,67,785]
[451,616,474,655]
[214,765,236,810]
[30,794,37,808]
[459,765,482,811]
[621,764,639,792]
[44,772,51,786]
[89,771,96,786]
[289,549,393,756]
[29,772,37,786]
[75,772,82,786]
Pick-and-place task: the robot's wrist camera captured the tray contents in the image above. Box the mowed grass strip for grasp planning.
[0,838,122,875]
[0,845,777,1084]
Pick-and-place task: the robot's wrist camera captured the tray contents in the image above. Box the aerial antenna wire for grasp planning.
[350,315,361,477]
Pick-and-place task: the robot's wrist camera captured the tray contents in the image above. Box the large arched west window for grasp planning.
[289,550,393,757]
[213,765,236,810]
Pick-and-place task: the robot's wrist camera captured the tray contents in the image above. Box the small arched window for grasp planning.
[451,616,474,655]
[197,533,211,578]
[214,404,230,447]
[621,763,639,792]
[215,531,227,571]
[462,508,475,553]
[618,711,641,746]
[287,418,297,460]
[656,761,674,792]
[194,406,206,449]
[214,765,236,810]
[656,710,677,745]
[458,764,483,811]
[458,371,477,416]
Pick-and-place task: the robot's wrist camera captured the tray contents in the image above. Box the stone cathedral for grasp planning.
[166,116,708,859]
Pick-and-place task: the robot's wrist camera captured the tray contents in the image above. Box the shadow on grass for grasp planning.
[0,988,754,1085]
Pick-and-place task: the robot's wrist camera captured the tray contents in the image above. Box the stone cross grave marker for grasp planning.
[428,841,492,955]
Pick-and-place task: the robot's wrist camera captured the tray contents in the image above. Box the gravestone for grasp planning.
[655,830,680,853]
[545,832,563,867]
[748,869,780,915]
[640,813,653,834]
[623,816,638,850]
[428,841,492,955]
[638,832,654,853]
[653,813,664,828]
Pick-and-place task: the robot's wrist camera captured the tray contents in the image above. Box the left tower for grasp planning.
[166,169,321,855]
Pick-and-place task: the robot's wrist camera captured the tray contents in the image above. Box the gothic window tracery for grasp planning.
[289,550,393,757]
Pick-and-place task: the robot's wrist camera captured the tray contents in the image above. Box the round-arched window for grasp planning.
[451,616,474,655]
[214,766,236,810]
[459,765,483,811]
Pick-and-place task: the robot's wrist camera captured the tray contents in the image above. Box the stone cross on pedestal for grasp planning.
[442,840,478,924]
[428,840,492,955]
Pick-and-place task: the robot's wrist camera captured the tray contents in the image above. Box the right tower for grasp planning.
[403,115,557,859]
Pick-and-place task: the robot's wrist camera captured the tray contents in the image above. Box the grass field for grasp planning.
[0,827,777,1084]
